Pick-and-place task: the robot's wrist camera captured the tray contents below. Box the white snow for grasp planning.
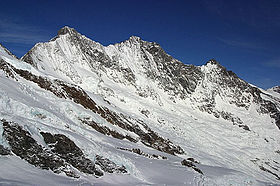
[0,33,279,185]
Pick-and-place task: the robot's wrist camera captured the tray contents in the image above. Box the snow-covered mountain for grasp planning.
[0,26,280,185]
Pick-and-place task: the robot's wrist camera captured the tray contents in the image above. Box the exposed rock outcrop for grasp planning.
[2,120,79,178]
[1,120,127,178]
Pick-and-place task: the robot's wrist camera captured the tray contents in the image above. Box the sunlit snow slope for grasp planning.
[0,27,280,185]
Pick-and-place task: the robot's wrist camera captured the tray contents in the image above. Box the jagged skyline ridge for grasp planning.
[0,0,279,89]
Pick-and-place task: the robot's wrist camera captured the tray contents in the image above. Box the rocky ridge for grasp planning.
[21,26,280,129]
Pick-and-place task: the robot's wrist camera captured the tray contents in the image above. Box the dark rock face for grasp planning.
[143,42,203,97]
[0,59,16,79]
[0,144,11,155]
[80,119,137,142]
[41,131,128,175]
[13,68,99,112]
[95,108,184,155]
[81,112,184,155]
[140,129,184,155]
[40,132,103,176]
[1,120,78,178]
[181,159,203,174]
[1,120,128,177]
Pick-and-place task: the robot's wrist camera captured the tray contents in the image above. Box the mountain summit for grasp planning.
[0,26,280,185]
[57,26,78,36]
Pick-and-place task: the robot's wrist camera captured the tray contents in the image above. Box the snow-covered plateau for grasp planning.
[0,26,279,185]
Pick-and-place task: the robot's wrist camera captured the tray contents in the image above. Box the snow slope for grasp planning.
[0,27,280,185]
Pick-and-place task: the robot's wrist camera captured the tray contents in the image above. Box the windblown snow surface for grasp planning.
[0,27,280,185]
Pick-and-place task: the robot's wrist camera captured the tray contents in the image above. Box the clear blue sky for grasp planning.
[0,0,279,89]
